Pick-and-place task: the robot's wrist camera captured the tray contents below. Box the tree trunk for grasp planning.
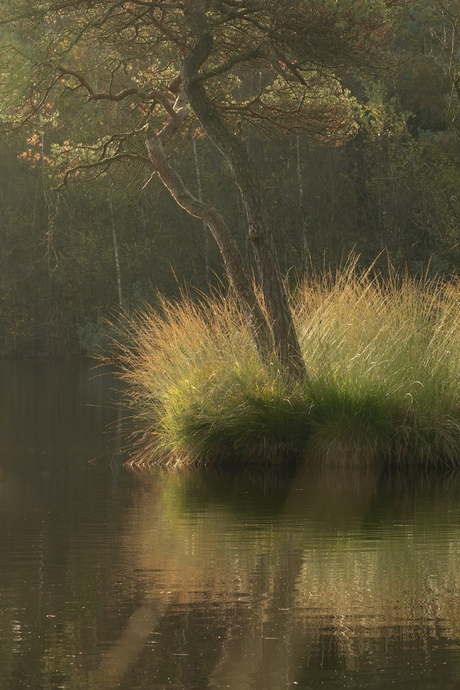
[296,136,312,280]
[192,138,210,286]
[181,34,306,381]
[145,134,273,359]
[109,198,123,308]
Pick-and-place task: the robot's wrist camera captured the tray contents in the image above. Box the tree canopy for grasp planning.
[2,1,402,150]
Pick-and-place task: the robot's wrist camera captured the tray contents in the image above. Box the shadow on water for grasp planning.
[2,361,460,689]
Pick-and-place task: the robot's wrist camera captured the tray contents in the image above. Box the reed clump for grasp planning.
[115,262,460,467]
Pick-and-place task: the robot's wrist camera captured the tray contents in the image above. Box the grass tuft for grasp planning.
[113,260,460,467]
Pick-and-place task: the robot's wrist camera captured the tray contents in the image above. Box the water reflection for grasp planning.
[115,466,460,689]
[1,363,460,689]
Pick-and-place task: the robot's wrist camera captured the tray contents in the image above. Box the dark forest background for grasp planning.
[1,2,460,357]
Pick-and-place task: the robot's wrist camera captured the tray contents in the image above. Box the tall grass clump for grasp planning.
[295,261,460,465]
[115,292,313,466]
[114,260,460,467]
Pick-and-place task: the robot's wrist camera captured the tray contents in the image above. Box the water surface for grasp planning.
[1,362,460,689]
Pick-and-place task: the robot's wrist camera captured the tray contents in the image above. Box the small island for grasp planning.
[116,260,460,468]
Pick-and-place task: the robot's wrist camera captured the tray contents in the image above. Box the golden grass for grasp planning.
[112,259,460,467]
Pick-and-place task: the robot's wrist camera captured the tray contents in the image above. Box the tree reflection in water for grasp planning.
[90,463,460,689]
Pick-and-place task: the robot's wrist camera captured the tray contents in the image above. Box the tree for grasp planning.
[0,0,403,378]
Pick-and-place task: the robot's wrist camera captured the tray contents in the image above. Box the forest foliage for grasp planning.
[0,0,459,357]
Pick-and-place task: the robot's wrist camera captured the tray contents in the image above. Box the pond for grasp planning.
[1,362,460,689]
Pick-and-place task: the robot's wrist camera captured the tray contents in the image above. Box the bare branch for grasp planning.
[149,12,190,50]
[57,65,155,102]
[155,93,189,147]
[93,1,127,28]
[55,151,150,191]
[198,48,263,81]
[120,1,181,7]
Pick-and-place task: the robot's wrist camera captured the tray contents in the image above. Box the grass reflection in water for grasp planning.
[92,464,460,689]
